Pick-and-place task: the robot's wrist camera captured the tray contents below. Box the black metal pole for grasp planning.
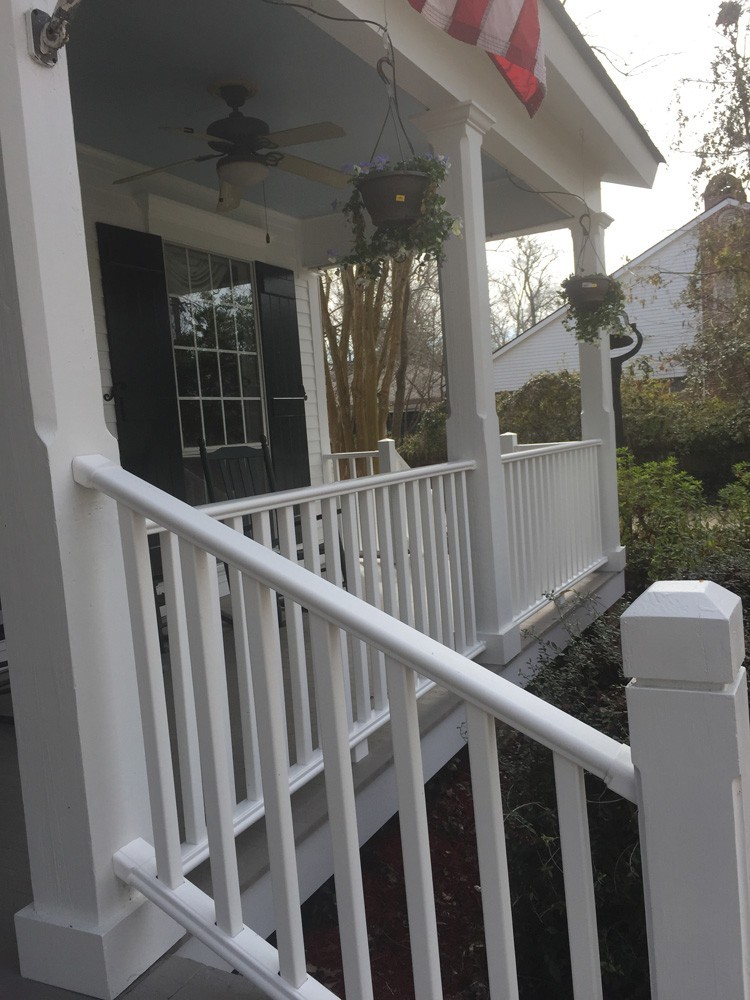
[610,322,644,449]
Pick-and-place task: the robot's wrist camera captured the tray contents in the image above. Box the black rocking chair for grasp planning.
[199,436,347,590]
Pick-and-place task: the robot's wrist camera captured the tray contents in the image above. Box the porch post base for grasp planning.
[15,897,184,1000]
[605,545,627,573]
[477,621,522,666]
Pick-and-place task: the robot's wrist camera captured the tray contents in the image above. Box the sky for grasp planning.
[493,0,725,279]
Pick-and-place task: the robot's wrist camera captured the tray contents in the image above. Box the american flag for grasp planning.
[407,0,546,117]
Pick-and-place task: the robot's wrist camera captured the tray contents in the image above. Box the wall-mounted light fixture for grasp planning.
[26,0,83,67]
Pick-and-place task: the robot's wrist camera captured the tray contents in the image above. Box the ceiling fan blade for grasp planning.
[276,153,349,188]
[260,122,345,149]
[217,181,243,213]
[113,153,222,185]
[161,126,233,146]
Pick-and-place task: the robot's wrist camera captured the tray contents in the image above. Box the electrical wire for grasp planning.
[502,170,606,272]
[259,0,606,265]
[257,0,387,34]
[257,0,415,163]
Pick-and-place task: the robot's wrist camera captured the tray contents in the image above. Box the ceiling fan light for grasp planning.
[216,155,269,188]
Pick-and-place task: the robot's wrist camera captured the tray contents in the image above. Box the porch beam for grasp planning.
[414,101,520,665]
[0,2,182,996]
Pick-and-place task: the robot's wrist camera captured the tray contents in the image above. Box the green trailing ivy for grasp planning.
[335,153,462,280]
[560,274,629,344]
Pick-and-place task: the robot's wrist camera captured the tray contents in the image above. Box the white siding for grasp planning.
[76,145,327,484]
[493,219,703,393]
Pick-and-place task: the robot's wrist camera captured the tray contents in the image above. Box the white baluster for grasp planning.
[466,703,519,999]
[119,511,183,888]
[309,614,374,999]
[277,506,314,766]
[226,515,262,800]
[553,753,603,1000]
[180,540,242,935]
[161,530,206,844]
[385,656,443,1000]
[242,573,307,988]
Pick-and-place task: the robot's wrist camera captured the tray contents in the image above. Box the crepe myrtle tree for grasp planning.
[320,153,459,454]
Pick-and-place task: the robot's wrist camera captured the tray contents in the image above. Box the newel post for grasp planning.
[622,581,750,999]
[378,438,401,473]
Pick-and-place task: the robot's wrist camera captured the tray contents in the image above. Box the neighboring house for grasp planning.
[493,191,750,393]
[18,2,750,999]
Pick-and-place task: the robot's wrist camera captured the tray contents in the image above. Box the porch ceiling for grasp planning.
[66,0,570,234]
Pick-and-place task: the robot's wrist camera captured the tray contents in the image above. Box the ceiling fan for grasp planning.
[114,80,349,211]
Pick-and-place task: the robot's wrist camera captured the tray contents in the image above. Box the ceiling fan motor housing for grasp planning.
[206,115,271,153]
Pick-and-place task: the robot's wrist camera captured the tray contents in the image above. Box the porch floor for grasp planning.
[0,717,274,1000]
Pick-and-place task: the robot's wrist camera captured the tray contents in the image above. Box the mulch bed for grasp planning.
[300,746,492,999]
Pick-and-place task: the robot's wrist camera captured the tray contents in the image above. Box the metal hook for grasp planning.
[377,56,396,95]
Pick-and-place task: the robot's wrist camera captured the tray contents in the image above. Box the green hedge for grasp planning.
[495,370,750,492]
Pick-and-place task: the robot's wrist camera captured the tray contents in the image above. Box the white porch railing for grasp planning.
[73,457,750,1000]
[143,459,480,861]
[323,439,410,482]
[72,455,636,1000]
[186,459,481,660]
[322,449,379,482]
[502,440,605,621]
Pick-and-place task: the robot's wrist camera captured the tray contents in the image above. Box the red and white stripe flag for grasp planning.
[407,0,546,117]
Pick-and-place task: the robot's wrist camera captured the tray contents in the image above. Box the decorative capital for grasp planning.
[412,101,496,140]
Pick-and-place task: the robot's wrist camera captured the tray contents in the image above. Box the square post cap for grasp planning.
[621,581,745,684]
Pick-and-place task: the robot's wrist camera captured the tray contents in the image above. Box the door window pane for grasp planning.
[240,354,261,397]
[224,400,245,444]
[179,400,202,449]
[211,255,236,350]
[244,400,263,442]
[202,400,224,446]
[231,260,256,351]
[220,353,240,397]
[186,250,216,348]
[198,350,220,396]
[174,348,198,397]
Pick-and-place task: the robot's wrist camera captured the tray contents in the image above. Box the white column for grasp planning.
[0,4,181,997]
[571,209,625,571]
[414,102,520,665]
[622,581,750,1000]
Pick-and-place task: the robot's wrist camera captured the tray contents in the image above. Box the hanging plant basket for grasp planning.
[336,154,460,280]
[560,273,628,344]
[355,170,429,227]
[562,273,613,313]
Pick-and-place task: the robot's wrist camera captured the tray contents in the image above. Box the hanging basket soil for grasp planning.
[355,170,429,227]
[562,274,613,313]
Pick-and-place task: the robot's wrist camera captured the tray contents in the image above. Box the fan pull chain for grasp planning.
[263,182,271,243]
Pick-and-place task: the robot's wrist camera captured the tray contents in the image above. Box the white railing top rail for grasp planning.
[154,460,476,531]
[502,439,602,461]
[75,454,634,801]
[322,450,379,461]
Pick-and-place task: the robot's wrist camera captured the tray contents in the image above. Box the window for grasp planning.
[164,244,265,452]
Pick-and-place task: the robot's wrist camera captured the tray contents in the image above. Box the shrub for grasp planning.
[498,599,648,999]
[496,370,750,492]
[616,450,713,591]
[496,370,581,443]
[398,403,447,466]
[620,375,750,491]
